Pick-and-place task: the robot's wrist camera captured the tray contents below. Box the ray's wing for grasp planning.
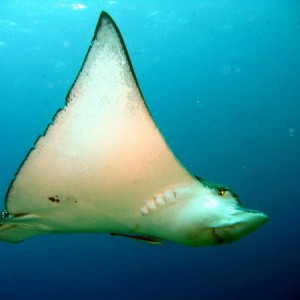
[1,12,197,242]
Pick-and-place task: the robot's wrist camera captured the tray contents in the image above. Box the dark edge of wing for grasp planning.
[3,11,151,210]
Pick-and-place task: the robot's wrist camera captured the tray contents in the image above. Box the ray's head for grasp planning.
[165,177,268,247]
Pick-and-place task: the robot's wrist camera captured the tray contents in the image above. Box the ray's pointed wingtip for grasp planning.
[99,11,115,26]
[94,11,119,37]
[100,10,112,19]
[90,11,120,49]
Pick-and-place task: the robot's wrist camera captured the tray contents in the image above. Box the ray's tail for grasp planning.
[0,210,40,243]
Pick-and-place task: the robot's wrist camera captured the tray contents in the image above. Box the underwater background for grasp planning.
[0,1,299,299]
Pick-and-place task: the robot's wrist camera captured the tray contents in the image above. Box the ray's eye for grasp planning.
[218,189,226,196]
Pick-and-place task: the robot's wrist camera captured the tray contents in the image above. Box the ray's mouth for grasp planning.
[212,228,225,244]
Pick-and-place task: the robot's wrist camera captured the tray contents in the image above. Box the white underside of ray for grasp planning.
[3,13,197,240]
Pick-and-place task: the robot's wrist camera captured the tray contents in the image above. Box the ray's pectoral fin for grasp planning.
[0,11,196,244]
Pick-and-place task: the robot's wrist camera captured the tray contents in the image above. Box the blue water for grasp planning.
[0,1,299,299]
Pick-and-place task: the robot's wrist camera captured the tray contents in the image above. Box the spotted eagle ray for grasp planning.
[0,12,267,246]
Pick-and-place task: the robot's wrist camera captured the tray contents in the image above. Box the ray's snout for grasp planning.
[213,210,268,244]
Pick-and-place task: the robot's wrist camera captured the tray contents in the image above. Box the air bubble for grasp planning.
[288,128,295,137]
